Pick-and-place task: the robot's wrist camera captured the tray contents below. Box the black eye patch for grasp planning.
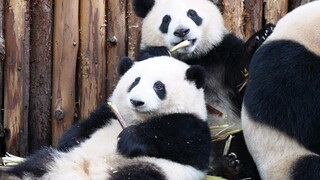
[128,77,141,92]
[187,9,202,26]
[153,81,166,100]
[159,15,171,33]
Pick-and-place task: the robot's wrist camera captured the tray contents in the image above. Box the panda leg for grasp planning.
[290,155,320,180]
[109,163,166,180]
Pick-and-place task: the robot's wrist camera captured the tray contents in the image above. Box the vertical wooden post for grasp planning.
[29,0,53,153]
[52,0,79,146]
[222,0,245,39]
[106,0,127,95]
[243,0,263,40]
[78,0,107,120]
[126,0,141,59]
[4,0,30,156]
[265,0,288,24]
[0,0,5,156]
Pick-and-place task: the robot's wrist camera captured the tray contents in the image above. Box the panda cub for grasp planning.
[242,1,320,179]
[2,57,211,180]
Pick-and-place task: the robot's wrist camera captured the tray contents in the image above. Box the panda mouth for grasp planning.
[173,39,197,47]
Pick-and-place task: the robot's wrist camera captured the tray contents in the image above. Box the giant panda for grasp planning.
[1,56,212,180]
[241,1,320,179]
[131,0,274,179]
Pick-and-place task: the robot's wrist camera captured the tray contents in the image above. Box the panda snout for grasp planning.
[174,28,190,38]
[130,99,145,107]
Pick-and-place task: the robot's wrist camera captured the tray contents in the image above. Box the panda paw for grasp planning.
[117,125,158,158]
[245,23,275,55]
[222,152,243,177]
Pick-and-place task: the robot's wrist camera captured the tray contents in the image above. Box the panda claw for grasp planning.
[223,152,242,174]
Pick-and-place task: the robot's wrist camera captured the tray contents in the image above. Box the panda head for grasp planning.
[133,0,227,58]
[109,56,207,125]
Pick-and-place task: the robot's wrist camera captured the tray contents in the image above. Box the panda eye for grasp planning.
[187,9,198,18]
[162,15,171,23]
[128,77,141,92]
[153,81,165,91]
[153,81,166,99]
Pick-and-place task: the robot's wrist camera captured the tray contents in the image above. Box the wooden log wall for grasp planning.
[0,0,316,156]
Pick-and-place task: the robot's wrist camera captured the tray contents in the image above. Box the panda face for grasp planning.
[140,0,226,57]
[109,56,207,125]
[127,76,166,113]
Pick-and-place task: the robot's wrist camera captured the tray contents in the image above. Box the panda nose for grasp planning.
[130,99,145,107]
[174,28,190,37]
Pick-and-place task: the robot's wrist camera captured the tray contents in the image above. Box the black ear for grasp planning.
[186,65,206,89]
[132,0,155,18]
[118,56,134,76]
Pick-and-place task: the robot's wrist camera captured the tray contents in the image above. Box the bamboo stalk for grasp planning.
[52,0,79,146]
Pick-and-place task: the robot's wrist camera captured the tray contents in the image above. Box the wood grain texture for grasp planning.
[28,0,53,153]
[106,0,127,95]
[4,0,30,156]
[265,0,288,24]
[126,0,141,59]
[51,0,79,146]
[0,0,5,156]
[78,0,107,120]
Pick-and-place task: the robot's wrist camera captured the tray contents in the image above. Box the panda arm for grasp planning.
[244,23,275,56]
[57,103,116,151]
[117,113,212,171]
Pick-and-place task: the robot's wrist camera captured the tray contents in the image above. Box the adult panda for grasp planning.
[1,56,211,180]
[242,1,320,179]
[132,0,274,179]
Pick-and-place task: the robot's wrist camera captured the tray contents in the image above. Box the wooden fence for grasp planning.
[0,0,315,157]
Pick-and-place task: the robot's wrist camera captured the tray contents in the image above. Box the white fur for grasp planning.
[35,120,204,180]
[109,56,207,126]
[24,56,208,180]
[140,0,226,57]
[265,1,320,56]
[242,107,317,180]
[242,2,320,179]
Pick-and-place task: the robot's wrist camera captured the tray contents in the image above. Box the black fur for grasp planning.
[3,148,55,178]
[133,24,275,179]
[137,46,170,61]
[128,77,141,93]
[244,40,320,153]
[118,57,134,76]
[291,155,320,180]
[160,15,171,34]
[187,9,202,26]
[221,132,260,180]
[244,23,275,56]
[153,81,166,100]
[117,113,212,171]
[132,0,155,18]
[57,103,116,152]
[110,162,166,180]
[186,65,206,89]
